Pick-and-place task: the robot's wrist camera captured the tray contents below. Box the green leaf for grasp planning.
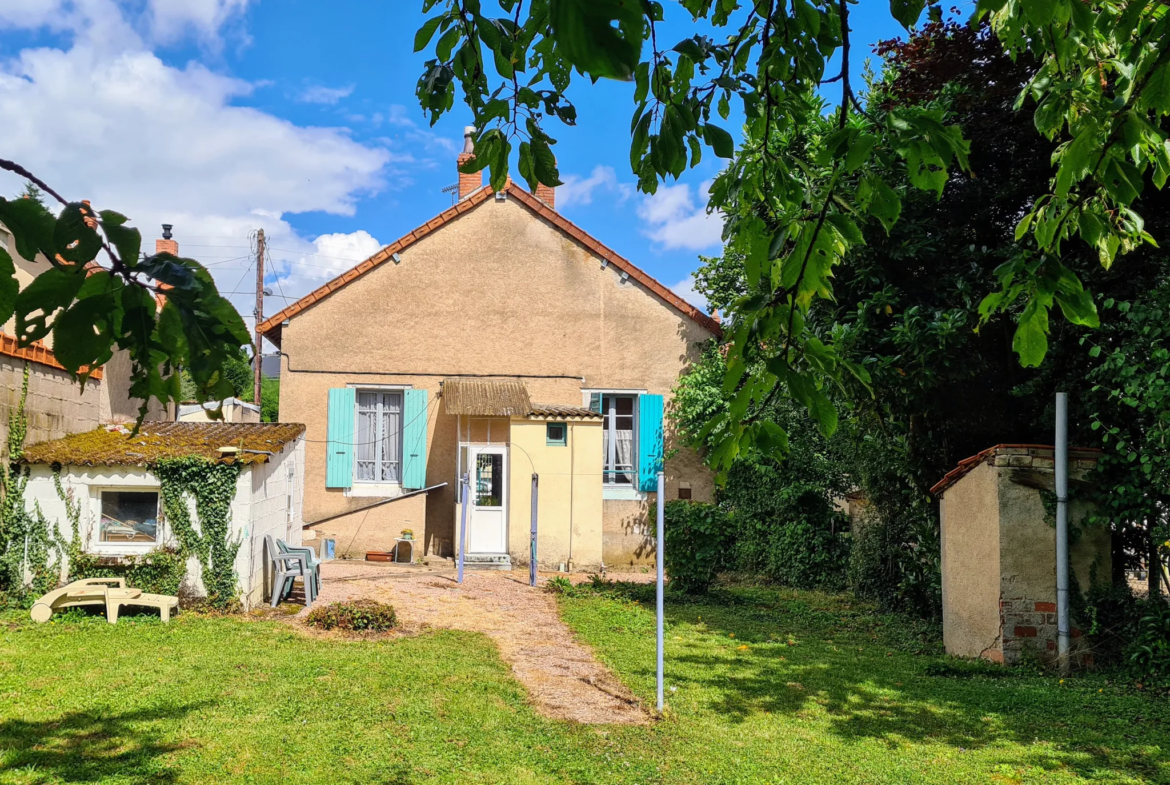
[0,196,56,262]
[548,0,643,81]
[889,0,926,29]
[52,293,119,374]
[531,135,562,186]
[0,247,17,326]
[414,15,445,52]
[14,265,87,344]
[826,213,865,246]
[99,210,142,267]
[863,176,902,233]
[53,202,103,265]
[1013,299,1050,367]
[843,133,877,173]
[703,123,735,159]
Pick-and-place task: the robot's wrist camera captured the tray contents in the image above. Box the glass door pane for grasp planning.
[475,452,503,507]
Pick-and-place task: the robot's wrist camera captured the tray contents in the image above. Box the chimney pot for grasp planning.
[161,223,173,240]
[156,225,178,257]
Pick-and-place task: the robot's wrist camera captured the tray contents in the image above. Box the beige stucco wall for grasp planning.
[940,461,1002,659]
[506,417,603,570]
[278,195,716,568]
[305,493,428,560]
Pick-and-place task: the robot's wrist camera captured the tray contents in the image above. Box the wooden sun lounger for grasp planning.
[29,578,179,624]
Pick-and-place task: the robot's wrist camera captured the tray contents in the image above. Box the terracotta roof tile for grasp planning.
[930,443,1103,495]
[0,332,104,380]
[257,183,722,346]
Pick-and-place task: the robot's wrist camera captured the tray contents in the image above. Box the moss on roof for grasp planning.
[21,422,306,467]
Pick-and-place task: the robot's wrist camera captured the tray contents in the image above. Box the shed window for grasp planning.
[546,422,567,446]
[355,391,403,483]
[99,491,160,543]
[602,394,637,486]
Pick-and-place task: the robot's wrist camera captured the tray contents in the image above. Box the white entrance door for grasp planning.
[468,446,508,553]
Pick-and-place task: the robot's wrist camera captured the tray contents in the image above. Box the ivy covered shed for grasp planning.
[20,422,306,609]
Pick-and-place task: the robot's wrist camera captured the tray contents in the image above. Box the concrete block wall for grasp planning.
[0,356,104,452]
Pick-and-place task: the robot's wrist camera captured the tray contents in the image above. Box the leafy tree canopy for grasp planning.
[415,0,1170,477]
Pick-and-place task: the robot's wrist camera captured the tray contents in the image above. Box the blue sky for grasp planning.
[0,0,912,348]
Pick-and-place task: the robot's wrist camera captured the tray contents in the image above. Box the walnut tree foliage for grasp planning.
[415,0,1170,476]
[0,161,251,422]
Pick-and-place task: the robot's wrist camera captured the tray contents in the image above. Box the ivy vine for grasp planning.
[153,457,241,608]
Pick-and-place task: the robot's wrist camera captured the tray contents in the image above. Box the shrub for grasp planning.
[544,575,575,596]
[69,546,187,598]
[663,500,730,594]
[1128,598,1170,683]
[305,600,397,632]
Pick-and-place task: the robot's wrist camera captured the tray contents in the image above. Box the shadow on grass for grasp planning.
[580,582,1168,782]
[0,703,210,783]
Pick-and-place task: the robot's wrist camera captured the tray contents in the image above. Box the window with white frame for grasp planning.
[601,394,637,486]
[99,490,161,544]
[355,390,403,483]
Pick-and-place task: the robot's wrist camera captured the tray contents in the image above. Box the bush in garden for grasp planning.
[306,600,397,632]
[663,500,730,594]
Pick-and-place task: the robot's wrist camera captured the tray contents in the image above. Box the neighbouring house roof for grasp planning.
[528,403,603,420]
[441,379,533,416]
[930,443,1104,496]
[256,182,723,348]
[22,422,306,467]
[0,332,104,380]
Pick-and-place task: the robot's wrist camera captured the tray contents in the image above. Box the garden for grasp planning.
[2,582,1168,785]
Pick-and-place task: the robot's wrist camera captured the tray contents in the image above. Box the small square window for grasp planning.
[546,422,567,446]
[99,490,161,543]
[678,487,692,500]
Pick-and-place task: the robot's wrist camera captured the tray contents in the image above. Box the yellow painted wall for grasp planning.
[506,418,603,571]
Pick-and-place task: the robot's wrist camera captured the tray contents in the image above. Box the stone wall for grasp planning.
[0,355,104,456]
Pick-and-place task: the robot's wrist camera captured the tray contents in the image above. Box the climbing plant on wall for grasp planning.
[0,363,64,599]
[153,457,241,609]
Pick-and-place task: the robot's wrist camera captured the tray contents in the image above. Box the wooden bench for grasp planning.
[30,578,179,624]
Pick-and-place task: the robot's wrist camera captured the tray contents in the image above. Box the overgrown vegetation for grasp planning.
[305,600,398,632]
[153,457,242,609]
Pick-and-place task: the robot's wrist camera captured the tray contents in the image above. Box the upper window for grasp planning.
[99,490,160,544]
[601,394,637,486]
[355,390,403,483]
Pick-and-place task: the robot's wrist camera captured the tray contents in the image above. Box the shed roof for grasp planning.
[441,379,533,416]
[255,182,723,348]
[528,403,603,420]
[930,443,1103,496]
[22,422,306,467]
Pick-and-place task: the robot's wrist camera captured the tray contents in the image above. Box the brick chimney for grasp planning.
[457,126,483,200]
[156,224,178,256]
[535,180,556,210]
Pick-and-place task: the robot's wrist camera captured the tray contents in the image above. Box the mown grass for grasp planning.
[1,585,1167,784]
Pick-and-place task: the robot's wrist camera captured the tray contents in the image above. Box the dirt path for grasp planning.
[305,561,650,724]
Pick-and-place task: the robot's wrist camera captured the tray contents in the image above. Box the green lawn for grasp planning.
[1,586,1167,784]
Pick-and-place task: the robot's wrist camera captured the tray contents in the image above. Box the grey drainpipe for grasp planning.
[1055,392,1070,675]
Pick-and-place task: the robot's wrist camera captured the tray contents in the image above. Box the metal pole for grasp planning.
[656,470,665,712]
[458,472,469,585]
[530,473,539,587]
[253,228,265,408]
[1055,392,1070,674]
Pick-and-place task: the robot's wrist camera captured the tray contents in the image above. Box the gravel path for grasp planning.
[306,560,650,724]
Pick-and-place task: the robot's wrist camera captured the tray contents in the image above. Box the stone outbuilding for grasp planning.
[932,444,1110,665]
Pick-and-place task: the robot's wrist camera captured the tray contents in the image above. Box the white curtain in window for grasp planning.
[615,428,634,480]
[356,392,378,481]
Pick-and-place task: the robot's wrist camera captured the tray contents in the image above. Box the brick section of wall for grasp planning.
[1000,595,1090,665]
[155,238,178,256]
[534,182,556,209]
[0,355,104,457]
[457,153,482,199]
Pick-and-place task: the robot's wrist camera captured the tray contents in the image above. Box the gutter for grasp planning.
[303,482,448,528]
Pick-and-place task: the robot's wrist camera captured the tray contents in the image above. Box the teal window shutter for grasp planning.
[402,388,428,490]
[637,394,664,492]
[326,388,356,488]
[588,392,602,413]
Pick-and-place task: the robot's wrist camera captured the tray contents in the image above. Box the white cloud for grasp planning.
[637,181,724,251]
[0,1,393,349]
[557,165,634,209]
[298,83,355,105]
[145,0,251,46]
[670,273,708,312]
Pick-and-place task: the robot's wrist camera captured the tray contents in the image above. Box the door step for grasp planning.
[462,554,512,571]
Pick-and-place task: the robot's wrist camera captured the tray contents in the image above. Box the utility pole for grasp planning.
[253,228,265,409]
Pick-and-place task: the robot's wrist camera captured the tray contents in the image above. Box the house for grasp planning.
[178,397,261,423]
[258,128,721,571]
[20,422,306,609]
[0,221,176,455]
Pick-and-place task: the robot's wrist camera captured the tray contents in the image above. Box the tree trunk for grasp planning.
[1149,530,1161,599]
